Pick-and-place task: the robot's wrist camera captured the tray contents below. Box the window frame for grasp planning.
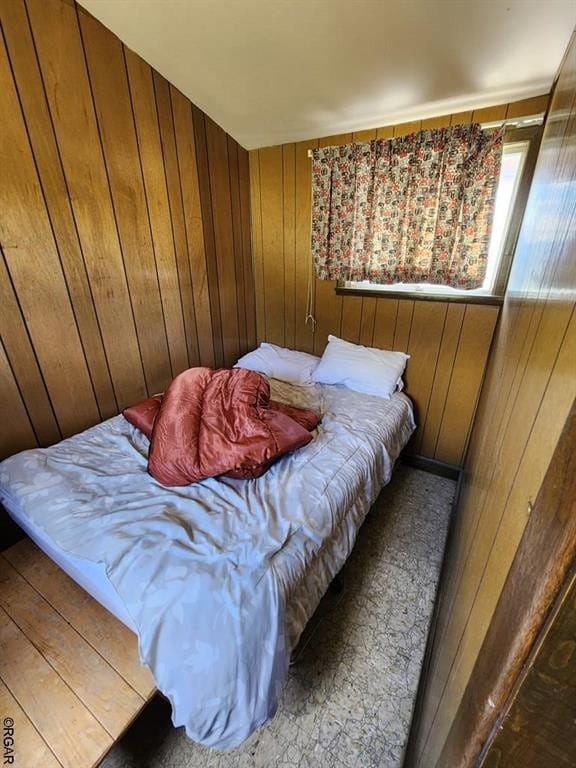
[336,124,543,305]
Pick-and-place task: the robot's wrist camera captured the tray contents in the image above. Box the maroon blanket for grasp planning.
[123,368,320,486]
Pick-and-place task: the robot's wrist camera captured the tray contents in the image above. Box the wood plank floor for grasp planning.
[0,539,155,768]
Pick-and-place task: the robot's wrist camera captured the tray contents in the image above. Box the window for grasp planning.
[341,125,541,301]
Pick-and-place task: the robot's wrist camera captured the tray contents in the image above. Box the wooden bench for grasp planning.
[0,539,156,768]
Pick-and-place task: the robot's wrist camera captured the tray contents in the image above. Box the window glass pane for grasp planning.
[483,142,527,290]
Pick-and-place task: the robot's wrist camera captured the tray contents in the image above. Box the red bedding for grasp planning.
[123,368,320,486]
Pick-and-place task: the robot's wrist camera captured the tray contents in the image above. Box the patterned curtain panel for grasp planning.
[311,124,504,289]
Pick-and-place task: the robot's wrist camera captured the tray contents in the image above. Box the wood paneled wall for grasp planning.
[248,95,548,465]
[0,0,255,460]
[409,36,576,767]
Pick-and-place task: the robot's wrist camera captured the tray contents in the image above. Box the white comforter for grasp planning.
[0,380,414,749]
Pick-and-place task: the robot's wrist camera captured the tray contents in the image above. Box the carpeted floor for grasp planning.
[100,465,455,768]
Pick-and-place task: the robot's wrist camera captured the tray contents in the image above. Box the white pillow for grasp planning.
[312,335,409,399]
[234,343,320,385]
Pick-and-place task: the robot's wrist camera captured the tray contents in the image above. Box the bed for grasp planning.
[0,378,414,749]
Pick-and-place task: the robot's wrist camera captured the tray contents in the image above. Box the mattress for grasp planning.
[0,379,415,748]
[2,495,136,630]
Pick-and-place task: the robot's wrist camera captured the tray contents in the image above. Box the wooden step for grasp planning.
[0,540,156,768]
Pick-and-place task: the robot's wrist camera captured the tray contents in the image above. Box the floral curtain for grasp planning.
[311,124,504,289]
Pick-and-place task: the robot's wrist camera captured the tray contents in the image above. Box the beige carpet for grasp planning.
[101,465,455,768]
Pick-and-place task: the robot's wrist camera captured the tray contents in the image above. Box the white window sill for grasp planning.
[336,284,504,306]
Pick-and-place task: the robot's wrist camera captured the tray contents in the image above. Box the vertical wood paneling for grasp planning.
[421,115,453,131]
[205,118,241,366]
[25,0,147,410]
[0,341,38,459]
[340,295,363,343]
[124,49,189,377]
[153,73,200,368]
[238,147,257,351]
[409,45,573,766]
[393,300,415,352]
[80,13,173,395]
[471,104,508,123]
[283,144,297,349]
[294,139,317,354]
[249,97,547,461]
[1,0,116,420]
[419,303,466,457]
[435,305,499,465]
[428,302,574,752]
[191,108,225,368]
[249,149,266,344]
[359,298,377,347]
[372,298,398,350]
[376,126,394,140]
[0,31,100,435]
[403,302,448,449]
[505,94,549,119]
[259,146,285,347]
[394,120,422,138]
[0,256,60,448]
[174,97,217,368]
[352,129,377,142]
[450,111,473,126]
[313,279,342,356]
[458,299,537,547]
[0,0,254,460]
[227,137,248,355]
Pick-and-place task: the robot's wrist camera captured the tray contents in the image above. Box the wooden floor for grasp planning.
[0,539,155,768]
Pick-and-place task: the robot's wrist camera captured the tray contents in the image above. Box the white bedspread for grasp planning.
[0,381,414,749]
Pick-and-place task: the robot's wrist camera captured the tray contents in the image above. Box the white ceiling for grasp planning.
[79,0,575,150]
